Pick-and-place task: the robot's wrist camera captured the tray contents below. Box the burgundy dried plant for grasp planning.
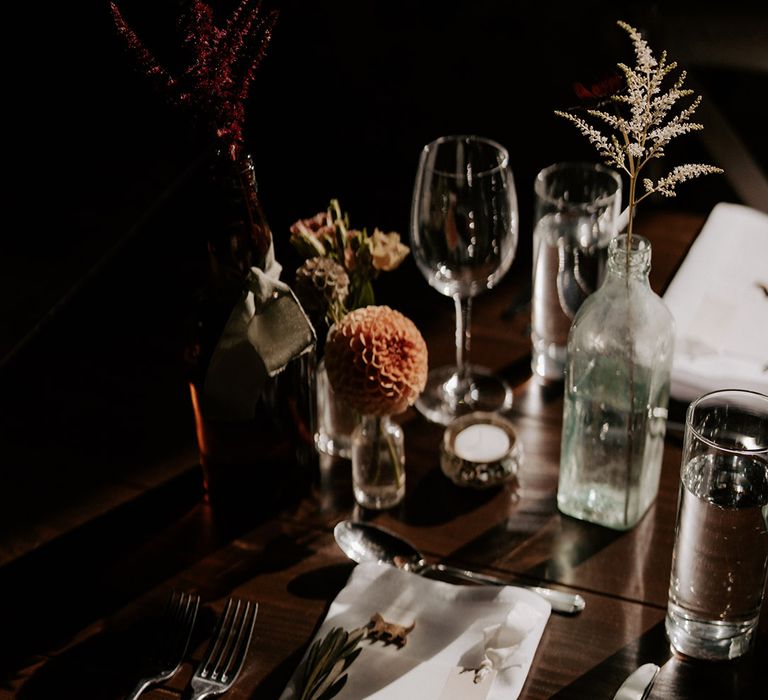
[111,0,278,162]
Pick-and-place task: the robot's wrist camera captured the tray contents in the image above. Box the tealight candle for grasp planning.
[454,423,510,463]
[441,411,523,489]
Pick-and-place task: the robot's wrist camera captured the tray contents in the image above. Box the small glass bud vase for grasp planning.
[351,415,405,509]
[557,234,674,530]
[315,357,358,459]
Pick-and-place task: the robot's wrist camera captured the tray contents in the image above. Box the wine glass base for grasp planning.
[415,365,513,426]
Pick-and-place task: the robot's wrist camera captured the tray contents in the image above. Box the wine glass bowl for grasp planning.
[411,135,519,425]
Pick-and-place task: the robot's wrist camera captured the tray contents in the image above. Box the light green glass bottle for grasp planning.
[557,234,674,530]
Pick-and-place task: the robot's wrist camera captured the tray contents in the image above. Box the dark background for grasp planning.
[5,0,766,357]
[1,1,766,560]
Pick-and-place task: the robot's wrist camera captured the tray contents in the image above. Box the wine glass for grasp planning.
[410,135,519,425]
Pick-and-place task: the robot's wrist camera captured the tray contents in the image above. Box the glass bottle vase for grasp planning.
[187,151,316,501]
[557,234,674,530]
[352,415,405,509]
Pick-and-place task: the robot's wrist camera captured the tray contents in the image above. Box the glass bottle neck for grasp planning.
[207,151,272,283]
[607,234,651,280]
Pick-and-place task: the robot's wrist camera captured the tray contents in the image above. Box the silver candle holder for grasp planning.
[441,411,523,489]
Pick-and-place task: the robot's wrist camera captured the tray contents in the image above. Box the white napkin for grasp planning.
[202,245,316,421]
[663,203,768,401]
[278,562,551,700]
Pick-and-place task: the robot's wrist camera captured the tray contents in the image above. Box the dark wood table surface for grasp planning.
[2,209,765,699]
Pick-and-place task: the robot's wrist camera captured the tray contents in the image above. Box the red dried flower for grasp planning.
[111,0,278,161]
[572,73,623,103]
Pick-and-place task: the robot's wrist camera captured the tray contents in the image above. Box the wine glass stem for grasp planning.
[453,294,472,395]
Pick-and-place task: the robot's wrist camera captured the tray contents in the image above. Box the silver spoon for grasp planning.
[334,520,585,615]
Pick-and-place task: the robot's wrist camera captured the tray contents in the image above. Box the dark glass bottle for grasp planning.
[186,152,315,505]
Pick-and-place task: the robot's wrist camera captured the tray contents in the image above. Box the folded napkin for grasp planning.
[279,562,550,700]
[663,203,768,401]
[202,243,316,421]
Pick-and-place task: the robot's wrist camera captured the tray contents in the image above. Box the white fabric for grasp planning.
[663,203,768,401]
[202,250,316,421]
[472,602,543,684]
[278,562,550,700]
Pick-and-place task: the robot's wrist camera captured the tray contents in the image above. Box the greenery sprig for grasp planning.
[556,20,723,244]
[296,626,366,700]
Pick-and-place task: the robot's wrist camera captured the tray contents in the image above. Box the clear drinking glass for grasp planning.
[531,162,622,381]
[666,389,768,660]
[410,135,518,425]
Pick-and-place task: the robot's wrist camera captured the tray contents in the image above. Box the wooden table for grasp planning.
[1,209,765,699]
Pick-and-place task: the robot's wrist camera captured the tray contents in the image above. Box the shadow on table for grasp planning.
[252,644,307,700]
[650,641,767,700]
[287,562,355,601]
[549,620,671,700]
[258,565,357,699]
[11,605,178,700]
[524,515,626,580]
[11,599,234,700]
[403,465,504,526]
[13,582,333,700]
[550,618,767,700]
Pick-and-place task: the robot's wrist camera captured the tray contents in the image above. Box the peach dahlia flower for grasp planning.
[324,306,428,416]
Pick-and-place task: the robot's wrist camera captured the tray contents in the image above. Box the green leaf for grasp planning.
[354,279,375,309]
[342,646,362,671]
[310,658,346,699]
[296,626,364,700]
[341,630,364,656]
[317,674,349,700]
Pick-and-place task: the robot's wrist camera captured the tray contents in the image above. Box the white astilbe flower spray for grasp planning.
[555,20,723,246]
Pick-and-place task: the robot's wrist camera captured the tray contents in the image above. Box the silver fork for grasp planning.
[125,590,200,700]
[189,597,258,700]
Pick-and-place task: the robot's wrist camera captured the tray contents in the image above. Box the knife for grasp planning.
[612,663,660,700]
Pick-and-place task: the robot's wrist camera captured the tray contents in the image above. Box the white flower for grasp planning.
[556,20,722,240]
[370,229,410,271]
[647,164,725,197]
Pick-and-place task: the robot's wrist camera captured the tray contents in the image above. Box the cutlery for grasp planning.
[612,663,660,700]
[334,520,586,615]
[125,590,200,700]
[189,597,258,700]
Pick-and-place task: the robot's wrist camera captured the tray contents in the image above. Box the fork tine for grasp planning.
[210,599,243,680]
[198,598,258,682]
[230,603,259,678]
[125,591,200,700]
[220,601,257,683]
[173,592,200,660]
[200,597,236,675]
[163,590,186,640]
[161,591,197,660]
[163,590,183,630]
[189,599,258,699]
[153,590,183,659]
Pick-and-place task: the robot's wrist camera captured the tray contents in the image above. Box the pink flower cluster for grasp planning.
[290,199,409,311]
